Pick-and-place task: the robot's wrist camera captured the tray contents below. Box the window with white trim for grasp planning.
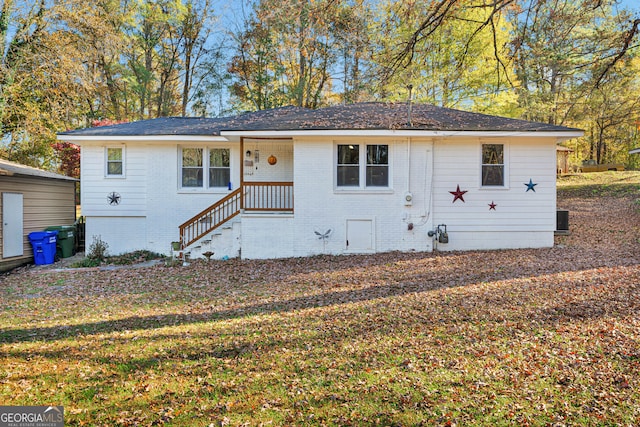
[337,143,389,188]
[106,146,124,177]
[337,144,360,187]
[180,147,231,189]
[181,148,203,187]
[209,148,230,187]
[481,144,504,186]
[366,144,389,186]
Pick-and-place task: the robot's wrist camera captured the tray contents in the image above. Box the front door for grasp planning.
[2,193,24,258]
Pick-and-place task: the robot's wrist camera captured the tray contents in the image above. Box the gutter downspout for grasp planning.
[407,84,414,196]
[407,137,411,194]
[407,84,413,127]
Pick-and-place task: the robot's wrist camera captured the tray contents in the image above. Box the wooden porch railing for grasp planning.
[244,181,294,211]
[179,188,242,249]
[178,182,294,250]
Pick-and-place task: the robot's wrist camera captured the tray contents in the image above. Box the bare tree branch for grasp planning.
[594,18,640,88]
[389,0,459,72]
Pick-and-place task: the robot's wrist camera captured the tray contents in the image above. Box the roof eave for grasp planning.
[58,129,584,141]
[58,134,228,143]
[0,167,78,182]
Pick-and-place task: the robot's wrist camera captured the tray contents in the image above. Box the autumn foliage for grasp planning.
[91,119,129,128]
[0,172,639,425]
[50,142,80,178]
[2,0,640,170]
[52,119,129,177]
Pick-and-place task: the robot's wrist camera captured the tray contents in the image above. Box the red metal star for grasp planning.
[449,185,468,203]
[489,201,497,210]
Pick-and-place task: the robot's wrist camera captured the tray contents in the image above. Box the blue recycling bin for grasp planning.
[28,231,58,265]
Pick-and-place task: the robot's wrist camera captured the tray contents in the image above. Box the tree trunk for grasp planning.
[182,45,192,116]
[597,125,605,164]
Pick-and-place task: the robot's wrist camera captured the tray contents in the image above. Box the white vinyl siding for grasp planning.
[432,138,556,250]
[81,143,146,217]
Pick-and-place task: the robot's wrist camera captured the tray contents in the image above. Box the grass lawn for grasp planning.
[1,172,639,426]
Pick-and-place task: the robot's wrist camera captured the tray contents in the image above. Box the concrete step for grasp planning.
[177,219,241,260]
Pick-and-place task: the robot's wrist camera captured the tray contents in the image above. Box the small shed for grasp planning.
[0,159,77,272]
[556,145,574,174]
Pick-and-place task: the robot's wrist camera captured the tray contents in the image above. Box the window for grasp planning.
[366,145,388,187]
[209,148,230,188]
[337,143,389,189]
[482,144,504,186]
[181,148,203,187]
[337,144,359,187]
[106,147,124,177]
[180,147,231,189]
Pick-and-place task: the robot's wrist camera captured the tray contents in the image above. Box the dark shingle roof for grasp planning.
[224,102,580,132]
[59,103,581,137]
[59,116,227,137]
[58,107,308,137]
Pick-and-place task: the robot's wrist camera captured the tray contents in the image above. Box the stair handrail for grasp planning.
[179,188,242,249]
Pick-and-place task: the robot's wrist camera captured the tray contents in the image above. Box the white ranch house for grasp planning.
[59,102,583,259]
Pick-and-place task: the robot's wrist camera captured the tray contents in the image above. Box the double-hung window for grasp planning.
[180,147,231,189]
[106,146,124,177]
[366,145,389,186]
[209,149,230,188]
[481,144,505,186]
[337,143,389,189]
[181,148,204,188]
[337,144,360,187]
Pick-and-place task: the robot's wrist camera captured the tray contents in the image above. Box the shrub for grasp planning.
[71,257,101,268]
[106,250,165,265]
[87,235,109,262]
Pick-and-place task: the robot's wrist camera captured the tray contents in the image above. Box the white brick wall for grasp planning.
[277,137,435,259]
[82,140,241,255]
[243,139,293,182]
[241,214,296,259]
[86,216,147,256]
[80,134,557,258]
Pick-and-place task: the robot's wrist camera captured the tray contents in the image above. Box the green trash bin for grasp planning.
[45,225,76,258]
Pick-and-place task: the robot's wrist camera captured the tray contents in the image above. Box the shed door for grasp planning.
[2,193,24,258]
[346,219,373,252]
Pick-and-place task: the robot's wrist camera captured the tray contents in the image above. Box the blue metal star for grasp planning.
[524,179,538,192]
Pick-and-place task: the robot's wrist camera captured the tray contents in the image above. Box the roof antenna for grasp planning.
[407,84,413,127]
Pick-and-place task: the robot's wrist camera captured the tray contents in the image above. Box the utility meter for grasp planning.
[404,192,413,206]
